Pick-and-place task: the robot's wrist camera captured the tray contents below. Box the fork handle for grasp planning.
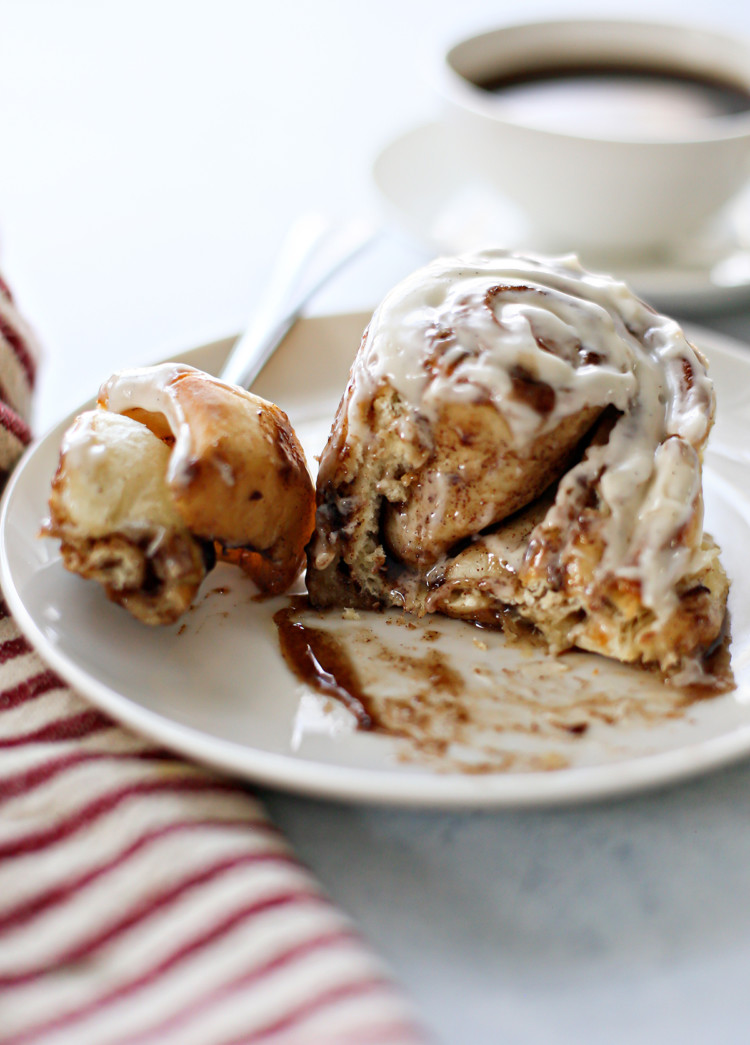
[220,215,377,389]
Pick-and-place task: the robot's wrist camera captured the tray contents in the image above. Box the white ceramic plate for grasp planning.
[3,312,750,808]
[372,122,750,314]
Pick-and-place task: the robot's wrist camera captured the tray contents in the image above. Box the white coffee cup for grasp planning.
[434,19,750,257]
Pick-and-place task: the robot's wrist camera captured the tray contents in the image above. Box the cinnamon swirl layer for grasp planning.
[307,250,728,680]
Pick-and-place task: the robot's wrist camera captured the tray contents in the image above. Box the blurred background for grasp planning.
[3,0,750,429]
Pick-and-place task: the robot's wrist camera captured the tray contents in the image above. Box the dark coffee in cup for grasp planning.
[473,63,750,137]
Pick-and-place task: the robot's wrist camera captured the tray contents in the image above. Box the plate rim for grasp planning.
[3,315,750,809]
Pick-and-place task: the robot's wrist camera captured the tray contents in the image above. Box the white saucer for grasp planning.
[372,122,750,314]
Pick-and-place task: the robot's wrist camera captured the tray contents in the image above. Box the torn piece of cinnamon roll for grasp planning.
[307,250,729,683]
[98,364,315,595]
[44,364,315,624]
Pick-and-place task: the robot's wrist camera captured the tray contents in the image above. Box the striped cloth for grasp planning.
[0,276,35,485]
[0,276,425,1045]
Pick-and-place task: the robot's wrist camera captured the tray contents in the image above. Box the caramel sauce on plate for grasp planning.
[274,597,465,737]
[274,599,373,729]
[273,597,735,774]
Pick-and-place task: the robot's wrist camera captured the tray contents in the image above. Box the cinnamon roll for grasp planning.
[307,250,728,681]
[44,364,315,624]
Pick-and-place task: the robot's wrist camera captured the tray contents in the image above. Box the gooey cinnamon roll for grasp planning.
[306,250,728,681]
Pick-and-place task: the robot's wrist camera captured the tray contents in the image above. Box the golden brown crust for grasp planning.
[149,372,315,592]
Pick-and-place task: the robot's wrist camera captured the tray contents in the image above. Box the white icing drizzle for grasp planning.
[99,363,198,487]
[345,250,715,621]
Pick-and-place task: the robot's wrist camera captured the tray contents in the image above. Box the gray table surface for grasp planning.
[4,1,750,1041]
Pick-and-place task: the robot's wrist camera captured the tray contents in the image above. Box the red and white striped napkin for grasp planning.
[0,278,425,1045]
[0,276,35,486]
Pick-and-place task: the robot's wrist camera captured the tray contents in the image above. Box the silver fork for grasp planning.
[220,214,377,389]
